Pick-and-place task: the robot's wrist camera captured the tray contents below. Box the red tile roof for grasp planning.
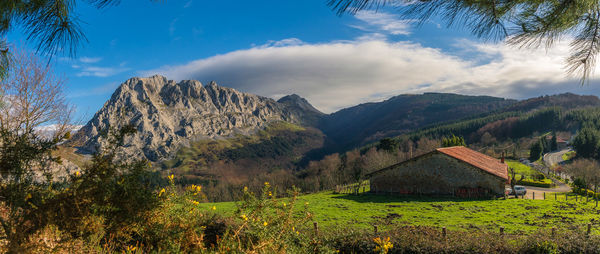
[436,146,508,180]
[546,135,568,143]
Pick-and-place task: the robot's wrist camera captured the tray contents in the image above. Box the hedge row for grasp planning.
[325,225,600,254]
[517,179,554,188]
[573,187,600,199]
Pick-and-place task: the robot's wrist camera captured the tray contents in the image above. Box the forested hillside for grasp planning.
[402,94,600,145]
[318,93,516,151]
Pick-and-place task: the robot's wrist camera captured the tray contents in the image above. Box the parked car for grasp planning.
[506,185,527,196]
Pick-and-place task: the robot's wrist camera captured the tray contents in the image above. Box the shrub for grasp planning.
[0,126,160,252]
[573,178,587,189]
[517,179,554,188]
[324,226,600,254]
[214,183,335,253]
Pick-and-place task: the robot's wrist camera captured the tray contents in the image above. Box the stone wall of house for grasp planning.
[557,141,567,150]
[370,152,506,197]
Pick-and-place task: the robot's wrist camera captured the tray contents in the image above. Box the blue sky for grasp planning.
[7,1,600,121]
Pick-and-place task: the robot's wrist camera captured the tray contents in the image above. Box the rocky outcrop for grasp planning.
[72,75,320,162]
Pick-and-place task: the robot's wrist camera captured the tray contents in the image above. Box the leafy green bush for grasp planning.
[517,179,554,188]
[572,187,600,199]
[214,182,335,253]
[573,178,587,189]
[0,125,160,252]
[324,226,600,254]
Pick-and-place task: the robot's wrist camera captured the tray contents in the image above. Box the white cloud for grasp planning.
[169,18,178,36]
[353,11,413,35]
[139,37,600,113]
[79,56,102,64]
[76,66,130,77]
[253,38,305,48]
[71,56,128,78]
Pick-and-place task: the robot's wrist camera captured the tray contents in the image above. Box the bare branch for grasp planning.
[0,46,73,141]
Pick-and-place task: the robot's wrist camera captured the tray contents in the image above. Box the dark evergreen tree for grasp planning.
[551,132,558,151]
[540,137,550,154]
[377,137,399,153]
[572,127,600,159]
[442,134,466,147]
[529,140,543,161]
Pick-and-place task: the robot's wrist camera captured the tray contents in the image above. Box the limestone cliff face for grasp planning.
[72,75,319,161]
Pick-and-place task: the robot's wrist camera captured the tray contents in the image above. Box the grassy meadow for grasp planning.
[562,151,576,161]
[506,160,554,186]
[199,190,600,235]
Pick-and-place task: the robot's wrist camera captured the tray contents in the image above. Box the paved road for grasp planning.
[513,148,573,199]
[522,184,572,199]
[543,148,573,167]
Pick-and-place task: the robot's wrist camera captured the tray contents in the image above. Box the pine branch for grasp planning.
[328,0,600,84]
[566,9,600,85]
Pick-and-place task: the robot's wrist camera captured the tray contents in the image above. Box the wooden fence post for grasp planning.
[587,223,592,236]
[314,222,319,236]
[442,227,447,238]
[543,192,545,200]
[555,193,557,200]
[533,192,535,200]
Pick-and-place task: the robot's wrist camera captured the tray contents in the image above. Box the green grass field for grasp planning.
[506,160,538,179]
[562,151,576,161]
[200,191,600,234]
[506,160,553,186]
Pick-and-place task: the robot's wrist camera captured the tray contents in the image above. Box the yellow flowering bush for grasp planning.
[373,237,394,254]
[140,177,210,252]
[213,184,336,253]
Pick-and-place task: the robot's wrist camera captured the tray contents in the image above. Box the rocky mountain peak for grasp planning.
[277,94,324,126]
[278,94,322,113]
[72,75,321,162]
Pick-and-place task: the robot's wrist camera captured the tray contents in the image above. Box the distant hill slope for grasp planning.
[161,121,325,183]
[318,93,517,150]
[277,94,324,126]
[398,93,600,145]
[71,75,322,162]
[504,93,600,112]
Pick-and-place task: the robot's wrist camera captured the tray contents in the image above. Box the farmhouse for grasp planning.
[556,136,568,150]
[368,146,509,198]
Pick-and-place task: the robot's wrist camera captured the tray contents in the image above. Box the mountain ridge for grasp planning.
[71,75,320,161]
[70,75,600,165]
[317,92,518,151]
